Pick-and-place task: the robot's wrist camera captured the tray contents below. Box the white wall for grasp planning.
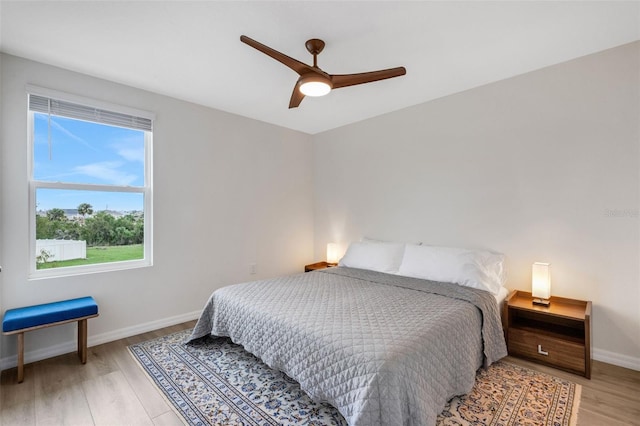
[313,42,640,369]
[0,54,314,365]
[2,43,638,372]
[0,47,4,364]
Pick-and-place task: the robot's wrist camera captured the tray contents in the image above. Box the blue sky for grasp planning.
[34,113,146,212]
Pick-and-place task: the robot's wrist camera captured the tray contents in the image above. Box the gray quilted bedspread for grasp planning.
[188,267,507,426]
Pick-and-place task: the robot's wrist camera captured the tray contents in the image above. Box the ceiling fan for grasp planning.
[240,35,407,108]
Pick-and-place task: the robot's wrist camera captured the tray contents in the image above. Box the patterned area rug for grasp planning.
[129,330,581,425]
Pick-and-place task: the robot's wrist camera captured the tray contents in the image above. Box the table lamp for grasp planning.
[532,262,551,306]
[327,243,339,266]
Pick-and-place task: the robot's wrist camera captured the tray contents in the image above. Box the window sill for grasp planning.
[28,258,152,280]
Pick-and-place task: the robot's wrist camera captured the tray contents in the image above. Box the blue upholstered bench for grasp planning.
[2,296,99,383]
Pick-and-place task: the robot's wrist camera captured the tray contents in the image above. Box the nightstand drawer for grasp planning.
[508,328,586,374]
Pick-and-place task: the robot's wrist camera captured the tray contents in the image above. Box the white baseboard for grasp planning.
[0,310,200,371]
[3,314,639,373]
[593,347,640,371]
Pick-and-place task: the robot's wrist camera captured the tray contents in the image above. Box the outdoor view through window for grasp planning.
[29,92,152,276]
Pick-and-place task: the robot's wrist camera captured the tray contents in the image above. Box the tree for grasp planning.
[81,211,115,245]
[46,208,66,222]
[113,226,134,245]
[36,214,52,239]
[54,222,81,240]
[77,203,93,223]
[37,208,144,247]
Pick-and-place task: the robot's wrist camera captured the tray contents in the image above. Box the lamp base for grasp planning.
[532,298,551,307]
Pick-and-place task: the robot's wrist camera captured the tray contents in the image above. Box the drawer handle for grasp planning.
[537,344,549,356]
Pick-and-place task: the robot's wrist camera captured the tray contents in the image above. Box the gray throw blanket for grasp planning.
[189,267,507,425]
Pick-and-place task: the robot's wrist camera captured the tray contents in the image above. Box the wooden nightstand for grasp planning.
[304,261,336,272]
[504,290,592,378]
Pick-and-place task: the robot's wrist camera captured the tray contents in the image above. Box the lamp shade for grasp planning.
[299,75,332,97]
[327,243,340,265]
[532,262,551,300]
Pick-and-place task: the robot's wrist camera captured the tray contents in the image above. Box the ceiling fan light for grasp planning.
[299,76,332,97]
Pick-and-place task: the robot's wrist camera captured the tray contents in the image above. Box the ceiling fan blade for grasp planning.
[240,35,313,75]
[330,67,406,89]
[289,82,305,108]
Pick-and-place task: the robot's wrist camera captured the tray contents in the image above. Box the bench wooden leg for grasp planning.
[77,318,88,364]
[17,332,24,383]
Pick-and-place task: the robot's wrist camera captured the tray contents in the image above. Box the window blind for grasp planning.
[29,94,152,132]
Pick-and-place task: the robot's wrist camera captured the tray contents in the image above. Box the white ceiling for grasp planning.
[1,1,639,134]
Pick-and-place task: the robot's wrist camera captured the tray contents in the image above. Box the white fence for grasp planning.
[36,239,87,262]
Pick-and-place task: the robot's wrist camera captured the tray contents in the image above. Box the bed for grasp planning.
[188,242,508,425]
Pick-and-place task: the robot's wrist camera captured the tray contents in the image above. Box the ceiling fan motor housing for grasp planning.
[305,39,325,56]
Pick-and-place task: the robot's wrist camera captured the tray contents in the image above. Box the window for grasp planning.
[27,86,153,278]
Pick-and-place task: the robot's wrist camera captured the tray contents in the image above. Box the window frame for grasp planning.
[26,85,154,279]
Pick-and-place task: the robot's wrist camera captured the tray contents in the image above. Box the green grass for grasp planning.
[37,244,144,269]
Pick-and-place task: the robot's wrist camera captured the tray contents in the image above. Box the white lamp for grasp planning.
[532,262,551,306]
[299,75,332,97]
[326,243,339,265]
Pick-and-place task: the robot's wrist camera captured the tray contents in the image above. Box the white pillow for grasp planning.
[362,236,422,245]
[397,244,505,295]
[339,241,405,274]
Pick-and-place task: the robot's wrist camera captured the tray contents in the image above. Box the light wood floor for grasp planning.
[1,321,639,425]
